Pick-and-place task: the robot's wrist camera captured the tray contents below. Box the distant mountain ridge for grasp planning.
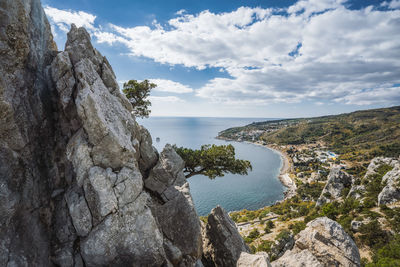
[219,106,400,161]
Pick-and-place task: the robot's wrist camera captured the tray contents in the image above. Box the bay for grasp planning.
[138,117,285,216]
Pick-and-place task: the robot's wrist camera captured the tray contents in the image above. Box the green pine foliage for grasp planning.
[173,144,252,179]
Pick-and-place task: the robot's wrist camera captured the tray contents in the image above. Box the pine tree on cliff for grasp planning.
[123,80,252,179]
[123,79,156,118]
[174,144,252,179]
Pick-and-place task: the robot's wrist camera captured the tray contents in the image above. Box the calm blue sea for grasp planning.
[138,117,285,216]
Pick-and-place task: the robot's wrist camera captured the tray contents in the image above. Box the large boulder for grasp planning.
[237,252,271,267]
[378,165,400,205]
[272,217,360,267]
[202,206,250,267]
[316,168,353,207]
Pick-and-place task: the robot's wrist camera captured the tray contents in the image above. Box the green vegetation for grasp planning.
[362,164,393,204]
[264,220,275,234]
[296,181,325,201]
[219,106,400,162]
[245,229,260,243]
[173,144,252,179]
[123,79,157,118]
[366,235,400,267]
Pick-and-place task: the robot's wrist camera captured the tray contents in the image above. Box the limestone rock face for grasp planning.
[237,252,272,267]
[378,165,400,205]
[0,0,204,265]
[272,217,360,267]
[365,157,399,177]
[316,168,354,207]
[202,206,250,267]
[0,0,58,265]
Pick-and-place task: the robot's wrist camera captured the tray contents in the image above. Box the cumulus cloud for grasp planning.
[150,79,193,93]
[382,0,400,9]
[149,96,185,103]
[44,6,96,32]
[45,1,400,106]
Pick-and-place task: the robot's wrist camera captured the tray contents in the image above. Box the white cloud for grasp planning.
[335,86,400,105]
[149,96,185,103]
[45,1,400,107]
[150,79,193,93]
[382,0,400,9]
[44,6,96,32]
[176,9,186,15]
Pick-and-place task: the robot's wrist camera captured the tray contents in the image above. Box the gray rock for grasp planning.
[365,157,399,178]
[65,187,92,237]
[84,166,118,221]
[271,249,321,267]
[80,193,166,266]
[156,183,203,259]
[113,166,143,208]
[66,129,93,187]
[270,232,294,260]
[237,252,272,267]
[378,166,400,205]
[273,217,360,267]
[51,51,75,110]
[139,125,159,173]
[316,167,353,207]
[347,184,365,200]
[145,144,186,197]
[202,206,250,267]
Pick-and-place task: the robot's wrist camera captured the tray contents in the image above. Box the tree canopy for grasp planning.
[173,144,252,179]
[122,79,156,118]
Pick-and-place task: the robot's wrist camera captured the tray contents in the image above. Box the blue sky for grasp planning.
[42,0,400,118]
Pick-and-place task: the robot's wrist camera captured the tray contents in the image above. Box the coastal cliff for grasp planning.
[0,0,378,266]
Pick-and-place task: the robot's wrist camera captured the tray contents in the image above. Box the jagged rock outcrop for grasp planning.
[237,252,272,267]
[316,167,354,207]
[365,157,399,177]
[0,0,204,265]
[272,217,360,267]
[269,232,295,260]
[378,165,400,205]
[202,206,250,267]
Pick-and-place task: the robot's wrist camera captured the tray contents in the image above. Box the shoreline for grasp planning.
[250,142,297,199]
[217,136,296,200]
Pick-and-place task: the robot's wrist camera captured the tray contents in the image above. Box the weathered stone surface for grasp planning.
[378,165,400,205]
[66,129,93,187]
[113,166,143,208]
[273,217,360,267]
[347,184,365,200]
[237,252,272,267]
[65,187,92,237]
[269,232,294,260]
[145,144,186,197]
[365,157,399,178]
[81,193,166,266]
[202,206,250,267]
[156,183,203,259]
[0,0,59,265]
[86,166,118,219]
[271,249,321,267]
[139,125,158,173]
[51,51,75,110]
[316,167,354,207]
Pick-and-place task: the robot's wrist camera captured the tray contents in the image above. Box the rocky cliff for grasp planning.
[0,0,206,265]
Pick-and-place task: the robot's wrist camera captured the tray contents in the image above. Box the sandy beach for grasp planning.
[248,142,297,199]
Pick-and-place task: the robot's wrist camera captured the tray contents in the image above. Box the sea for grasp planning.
[138,117,285,216]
